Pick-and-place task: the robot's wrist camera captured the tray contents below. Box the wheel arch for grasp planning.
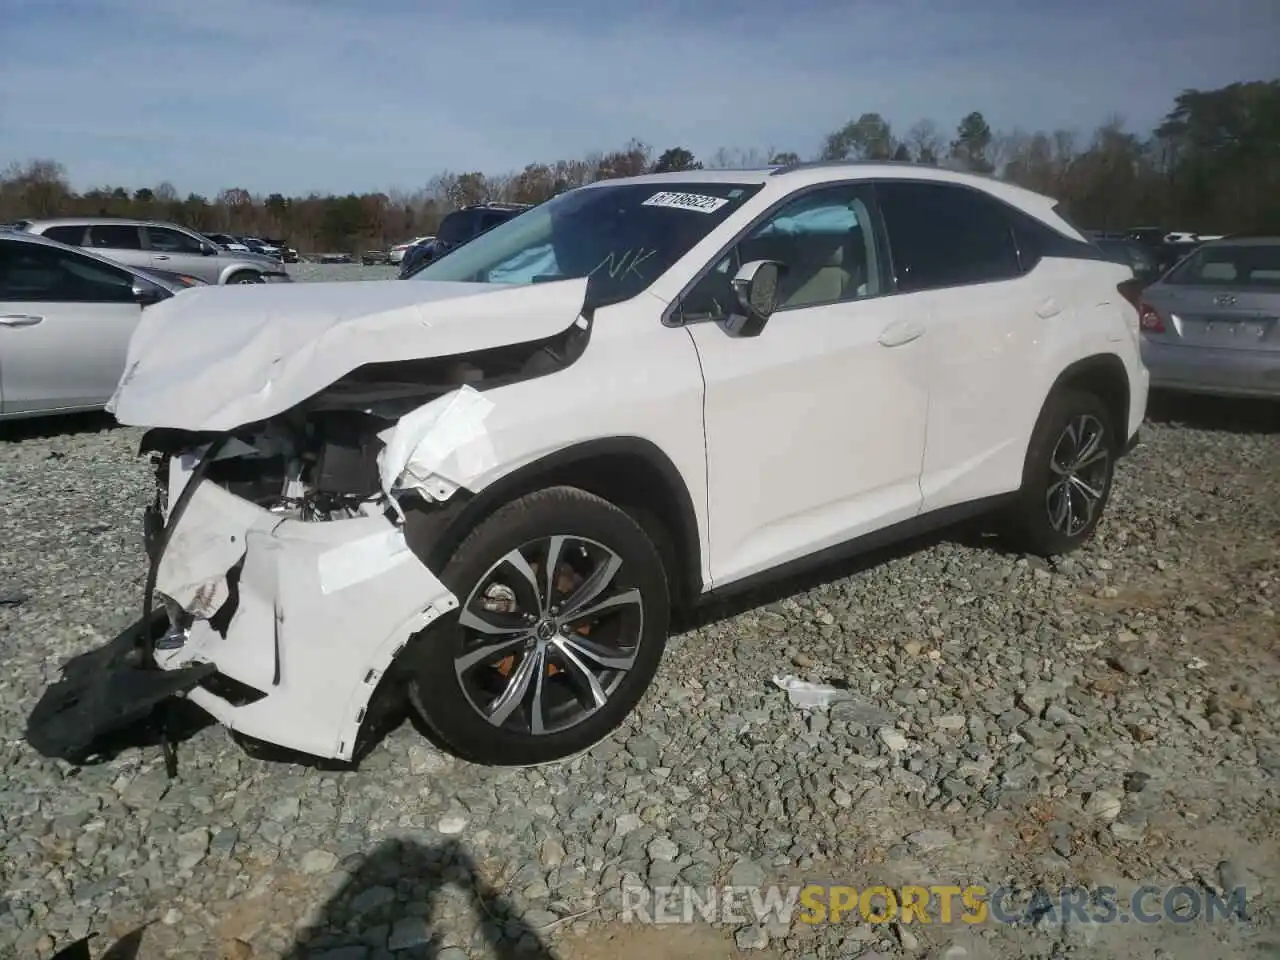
[221,267,260,284]
[403,437,705,610]
[1040,353,1132,448]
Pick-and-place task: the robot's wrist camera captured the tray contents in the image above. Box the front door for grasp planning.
[144,225,215,281]
[0,239,143,415]
[678,183,930,587]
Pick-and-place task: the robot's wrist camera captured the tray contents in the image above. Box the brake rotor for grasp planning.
[480,559,591,679]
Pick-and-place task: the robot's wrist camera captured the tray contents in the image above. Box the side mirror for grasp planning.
[132,280,168,306]
[723,260,784,337]
[201,243,219,256]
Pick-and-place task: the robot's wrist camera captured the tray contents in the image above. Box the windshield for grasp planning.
[1164,243,1280,288]
[411,181,764,308]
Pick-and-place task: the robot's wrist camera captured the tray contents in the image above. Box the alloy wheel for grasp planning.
[1045,413,1110,536]
[454,536,644,737]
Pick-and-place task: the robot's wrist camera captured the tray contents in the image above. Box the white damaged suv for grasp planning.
[26,162,1149,769]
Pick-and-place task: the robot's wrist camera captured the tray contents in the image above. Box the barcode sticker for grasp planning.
[641,191,729,214]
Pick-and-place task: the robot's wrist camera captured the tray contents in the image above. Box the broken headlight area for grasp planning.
[137,327,587,523]
[142,408,393,525]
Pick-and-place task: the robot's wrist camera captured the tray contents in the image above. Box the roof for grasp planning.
[0,227,70,246]
[0,226,166,277]
[578,162,1061,222]
[18,216,180,228]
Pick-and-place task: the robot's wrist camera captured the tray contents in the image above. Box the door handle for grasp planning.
[154,254,171,260]
[0,314,44,327]
[878,319,925,347]
[1036,297,1061,319]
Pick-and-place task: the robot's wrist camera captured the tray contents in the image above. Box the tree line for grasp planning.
[2,79,1275,255]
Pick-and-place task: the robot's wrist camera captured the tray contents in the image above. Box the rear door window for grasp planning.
[436,212,473,246]
[87,224,144,250]
[478,212,509,234]
[875,181,1021,292]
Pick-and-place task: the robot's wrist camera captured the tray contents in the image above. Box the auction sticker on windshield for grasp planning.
[642,191,730,213]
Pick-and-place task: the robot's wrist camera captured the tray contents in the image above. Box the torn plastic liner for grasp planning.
[25,614,216,763]
[377,384,498,506]
[772,674,855,711]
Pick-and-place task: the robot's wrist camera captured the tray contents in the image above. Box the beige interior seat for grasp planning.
[780,233,851,308]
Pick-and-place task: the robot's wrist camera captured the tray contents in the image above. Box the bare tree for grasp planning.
[904,120,944,165]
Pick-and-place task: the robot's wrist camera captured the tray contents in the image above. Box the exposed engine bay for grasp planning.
[138,320,590,522]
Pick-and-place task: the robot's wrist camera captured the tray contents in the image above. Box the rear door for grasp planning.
[0,239,144,415]
[873,180,1061,512]
[84,223,150,271]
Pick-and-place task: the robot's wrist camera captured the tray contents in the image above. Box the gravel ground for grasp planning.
[1,266,1278,960]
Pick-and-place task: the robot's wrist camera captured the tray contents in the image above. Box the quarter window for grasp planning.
[0,240,137,303]
[146,226,206,254]
[876,182,1021,292]
[87,224,144,250]
[682,184,884,321]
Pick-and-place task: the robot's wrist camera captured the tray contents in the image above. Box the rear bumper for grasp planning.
[1141,338,1280,400]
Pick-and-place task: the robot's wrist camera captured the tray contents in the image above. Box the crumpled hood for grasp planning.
[107,277,589,432]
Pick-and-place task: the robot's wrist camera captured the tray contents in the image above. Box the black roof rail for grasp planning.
[768,158,1015,188]
[458,201,533,211]
[771,158,926,176]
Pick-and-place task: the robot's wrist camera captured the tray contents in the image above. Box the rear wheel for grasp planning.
[404,486,671,766]
[1003,389,1117,556]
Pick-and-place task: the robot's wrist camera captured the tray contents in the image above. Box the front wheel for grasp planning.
[226,271,263,284]
[404,487,671,766]
[1003,388,1118,556]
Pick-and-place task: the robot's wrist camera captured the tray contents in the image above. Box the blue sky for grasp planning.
[1,0,1275,196]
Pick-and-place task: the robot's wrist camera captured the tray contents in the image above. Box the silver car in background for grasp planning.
[0,230,205,420]
[17,218,291,286]
[1137,236,1280,399]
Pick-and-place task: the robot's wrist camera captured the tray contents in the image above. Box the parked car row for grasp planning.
[360,235,437,266]
[14,218,292,286]
[205,232,299,262]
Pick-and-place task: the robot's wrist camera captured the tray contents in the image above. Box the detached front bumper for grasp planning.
[28,452,459,764]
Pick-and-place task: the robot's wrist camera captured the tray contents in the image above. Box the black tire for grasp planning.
[227,271,262,284]
[1003,388,1118,557]
[403,486,670,766]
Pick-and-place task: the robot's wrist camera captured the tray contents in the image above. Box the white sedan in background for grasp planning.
[0,230,204,420]
[389,236,435,264]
